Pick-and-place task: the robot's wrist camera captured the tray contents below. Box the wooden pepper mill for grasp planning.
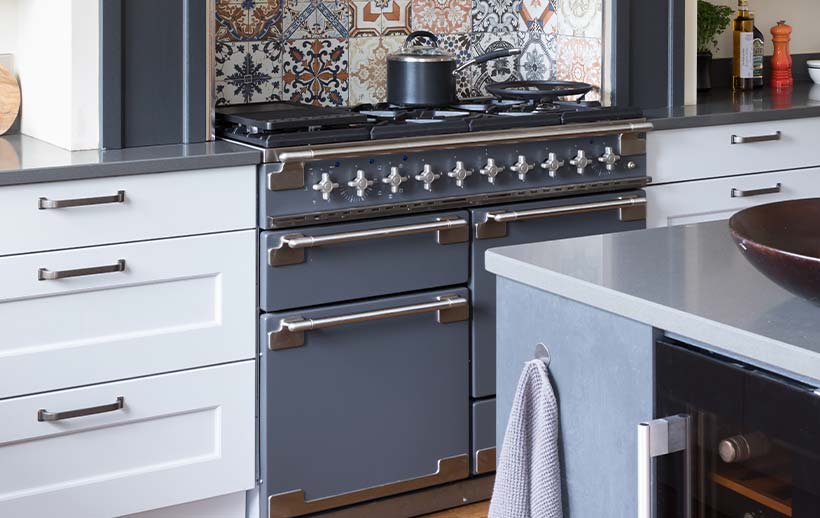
[771,20,793,89]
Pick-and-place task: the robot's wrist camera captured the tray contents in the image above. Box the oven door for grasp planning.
[470,191,647,399]
[653,338,820,518]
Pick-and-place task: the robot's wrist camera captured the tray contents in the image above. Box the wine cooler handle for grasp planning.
[637,414,692,518]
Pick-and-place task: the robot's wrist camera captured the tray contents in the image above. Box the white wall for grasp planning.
[0,0,17,55]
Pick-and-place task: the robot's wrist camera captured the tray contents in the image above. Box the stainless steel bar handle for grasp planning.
[38,259,126,281]
[38,396,125,422]
[730,131,781,144]
[731,183,782,198]
[489,197,647,223]
[285,297,468,333]
[38,190,126,209]
[637,415,692,518]
[284,218,468,249]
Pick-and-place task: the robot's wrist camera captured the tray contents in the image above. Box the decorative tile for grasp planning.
[471,0,518,33]
[349,36,404,105]
[283,38,350,106]
[555,35,601,100]
[282,0,349,39]
[468,32,522,96]
[216,40,283,105]
[216,0,282,41]
[518,0,559,33]
[412,0,471,34]
[349,0,412,37]
[518,31,556,80]
[437,33,472,98]
[556,0,602,38]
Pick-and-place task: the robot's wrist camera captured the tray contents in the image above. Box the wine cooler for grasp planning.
[647,338,820,518]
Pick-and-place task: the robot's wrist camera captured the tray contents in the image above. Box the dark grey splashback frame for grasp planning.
[101,0,212,149]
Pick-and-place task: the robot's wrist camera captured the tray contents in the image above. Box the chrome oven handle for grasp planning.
[730,183,782,198]
[38,396,125,422]
[268,295,469,350]
[38,259,127,281]
[637,414,692,518]
[476,197,647,239]
[730,131,781,145]
[38,190,126,209]
[268,217,468,267]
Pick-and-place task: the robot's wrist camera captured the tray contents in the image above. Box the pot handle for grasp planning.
[404,30,438,47]
[454,48,522,75]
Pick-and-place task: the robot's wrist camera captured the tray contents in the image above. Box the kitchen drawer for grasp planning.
[0,361,255,518]
[261,288,470,517]
[260,211,469,311]
[647,167,820,228]
[0,231,255,398]
[0,166,255,256]
[649,117,820,184]
[472,399,496,475]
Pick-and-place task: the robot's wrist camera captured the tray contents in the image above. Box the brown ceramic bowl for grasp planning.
[729,199,820,303]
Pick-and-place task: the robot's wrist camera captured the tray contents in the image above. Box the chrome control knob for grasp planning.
[382,166,408,194]
[479,158,504,184]
[347,169,374,198]
[312,173,339,201]
[447,161,473,188]
[598,146,621,171]
[540,152,565,178]
[570,150,593,175]
[414,164,441,191]
[510,155,535,181]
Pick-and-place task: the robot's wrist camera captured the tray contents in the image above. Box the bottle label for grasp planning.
[740,32,754,78]
[754,37,764,78]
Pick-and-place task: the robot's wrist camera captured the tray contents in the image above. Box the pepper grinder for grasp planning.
[771,20,793,89]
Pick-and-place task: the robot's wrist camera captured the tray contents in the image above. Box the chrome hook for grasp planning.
[535,343,551,367]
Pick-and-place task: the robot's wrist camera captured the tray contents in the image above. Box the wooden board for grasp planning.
[0,64,21,135]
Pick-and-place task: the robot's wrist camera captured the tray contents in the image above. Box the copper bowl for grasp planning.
[729,199,820,303]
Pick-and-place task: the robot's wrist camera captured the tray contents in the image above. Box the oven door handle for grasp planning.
[268,216,468,266]
[637,414,693,518]
[268,295,469,350]
[475,196,647,239]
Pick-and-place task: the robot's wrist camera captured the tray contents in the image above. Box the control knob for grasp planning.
[347,170,374,198]
[312,173,339,201]
[598,146,621,171]
[382,166,408,194]
[447,161,473,188]
[479,158,504,184]
[510,155,535,181]
[570,150,593,175]
[540,152,565,178]
[414,164,441,191]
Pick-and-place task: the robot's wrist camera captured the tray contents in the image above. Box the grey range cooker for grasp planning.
[216,91,653,518]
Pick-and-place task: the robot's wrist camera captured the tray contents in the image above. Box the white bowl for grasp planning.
[810,67,820,85]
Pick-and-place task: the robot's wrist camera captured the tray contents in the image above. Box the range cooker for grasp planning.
[217,97,653,518]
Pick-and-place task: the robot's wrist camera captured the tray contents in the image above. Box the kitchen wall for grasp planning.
[0,0,17,55]
[215,0,605,107]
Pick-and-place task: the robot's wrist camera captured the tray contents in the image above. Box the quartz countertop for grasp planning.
[486,220,820,384]
[646,82,820,130]
[0,134,261,186]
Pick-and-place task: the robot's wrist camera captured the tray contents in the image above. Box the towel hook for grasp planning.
[534,343,551,367]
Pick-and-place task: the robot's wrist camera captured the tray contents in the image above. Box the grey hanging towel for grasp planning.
[489,359,562,518]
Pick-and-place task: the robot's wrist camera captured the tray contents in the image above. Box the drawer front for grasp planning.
[647,167,820,228]
[472,399,496,475]
[0,361,255,518]
[0,166,255,256]
[260,211,469,312]
[649,117,820,184]
[261,289,470,517]
[0,231,256,398]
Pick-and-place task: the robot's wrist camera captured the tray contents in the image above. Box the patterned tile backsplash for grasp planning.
[215,0,603,107]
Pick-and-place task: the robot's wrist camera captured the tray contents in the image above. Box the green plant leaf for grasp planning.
[698,0,734,53]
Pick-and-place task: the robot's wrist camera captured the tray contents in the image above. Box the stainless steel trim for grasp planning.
[38,190,126,210]
[474,447,496,474]
[637,414,692,518]
[475,196,647,239]
[730,183,782,198]
[268,295,469,350]
[268,454,470,518]
[205,0,216,141]
[731,131,782,144]
[37,259,127,281]
[268,217,468,266]
[37,396,125,422]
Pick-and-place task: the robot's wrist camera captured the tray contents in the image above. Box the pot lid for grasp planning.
[388,31,455,62]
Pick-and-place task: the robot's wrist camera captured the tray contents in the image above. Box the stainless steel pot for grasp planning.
[387,31,522,107]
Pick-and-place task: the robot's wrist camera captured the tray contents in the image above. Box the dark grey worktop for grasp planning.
[0,135,261,186]
[647,81,820,130]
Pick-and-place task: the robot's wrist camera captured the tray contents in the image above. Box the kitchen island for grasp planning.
[486,219,820,516]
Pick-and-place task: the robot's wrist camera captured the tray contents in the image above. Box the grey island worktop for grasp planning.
[486,219,820,385]
[0,134,261,186]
